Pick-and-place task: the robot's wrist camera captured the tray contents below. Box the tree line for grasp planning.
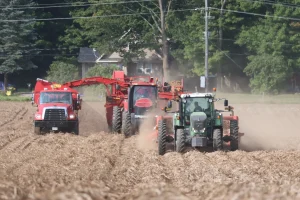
[0,0,300,94]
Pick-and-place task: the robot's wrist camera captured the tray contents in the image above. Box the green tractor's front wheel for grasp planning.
[158,120,167,155]
[213,128,223,151]
[176,129,185,153]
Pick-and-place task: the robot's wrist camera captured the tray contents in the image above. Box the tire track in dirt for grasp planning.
[0,107,24,127]
[2,102,300,199]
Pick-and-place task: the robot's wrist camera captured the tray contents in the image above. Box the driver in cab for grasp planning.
[194,101,202,112]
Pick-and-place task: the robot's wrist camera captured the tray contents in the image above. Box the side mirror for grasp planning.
[31,93,34,106]
[167,100,172,108]
[76,94,81,105]
[224,99,228,107]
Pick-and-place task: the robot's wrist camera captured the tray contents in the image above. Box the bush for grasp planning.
[82,65,120,98]
[46,61,79,84]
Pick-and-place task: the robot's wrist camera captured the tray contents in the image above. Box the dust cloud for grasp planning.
[135,110,158,152]
[0,101,300,199]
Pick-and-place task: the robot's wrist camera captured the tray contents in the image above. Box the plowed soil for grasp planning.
[0,101,300,200]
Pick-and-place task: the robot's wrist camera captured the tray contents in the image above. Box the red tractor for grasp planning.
[63,71,184,137]
[32,78,82,135]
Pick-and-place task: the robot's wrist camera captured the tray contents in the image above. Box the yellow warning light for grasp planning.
[52,84,61,89]
[213,88,216,92]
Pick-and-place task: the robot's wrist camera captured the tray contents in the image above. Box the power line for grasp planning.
[0,0,156,10]
[209,7,300,21]
[239,0,300,9]
[0,8,201,22]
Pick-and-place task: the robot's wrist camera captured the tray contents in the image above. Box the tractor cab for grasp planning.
[128,85,158,116]
[179,93,216,137]
[40,91,73,105]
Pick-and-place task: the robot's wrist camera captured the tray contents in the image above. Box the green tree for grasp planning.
[236,2,300,93]
[244,54,289,94]
[46,61,79,83]
[85,64,119,78]
[0,0,37,90]
[84,65,120,97]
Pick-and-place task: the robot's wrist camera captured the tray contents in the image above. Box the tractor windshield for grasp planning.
[40,92,72,104]
[183,97,211,124]
[133,86,157,103]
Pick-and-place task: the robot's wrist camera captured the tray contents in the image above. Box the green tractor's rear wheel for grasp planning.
[213,128,223,151]
[176,129,185,153]
[158,120,167,155]
[122,111,133,138]
[112,106,122,133]
[230,120,239,151]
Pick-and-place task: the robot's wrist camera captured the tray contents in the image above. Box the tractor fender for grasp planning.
[223,116,239,121]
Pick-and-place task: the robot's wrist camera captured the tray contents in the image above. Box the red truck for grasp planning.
[31,78,82,135]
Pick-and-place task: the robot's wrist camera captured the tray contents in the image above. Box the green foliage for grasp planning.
[244,54,290,94]
[7,0,300,94]
[0,0,37,77]
[0,93,31,102]
[85,64,120,78]
[46,61,79,84]
[83,65,120,97]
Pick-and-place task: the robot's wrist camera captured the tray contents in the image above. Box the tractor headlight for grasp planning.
[69,114,75,119]
[193,128,205,133]
[35,114,42,119]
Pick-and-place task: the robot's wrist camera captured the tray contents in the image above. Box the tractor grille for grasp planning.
[193,120,205,130]
[44,109,66,121]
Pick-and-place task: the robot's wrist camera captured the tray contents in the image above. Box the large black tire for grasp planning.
[158,120,167,155]
[112,106,122,133]
[230,120,239,151]
[122,111,133,138]
[72,122,79,135]
[34,126,41,135]
[213,128,223,151]
[176,129,185,153]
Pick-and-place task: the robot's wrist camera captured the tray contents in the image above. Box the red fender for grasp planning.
[223,115,239,121]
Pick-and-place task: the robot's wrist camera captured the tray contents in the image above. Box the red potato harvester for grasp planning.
[62,70,185,137]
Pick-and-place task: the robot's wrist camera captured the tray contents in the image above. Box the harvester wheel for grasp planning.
[176,129,185,153]
[112,106,122,133]
[213,128,223,151]
[34,126,41,135]
[122,111,132,138]
[158,120,167,155]
[230,120,239,151]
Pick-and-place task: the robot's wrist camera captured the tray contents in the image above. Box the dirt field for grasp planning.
[0,101,300,200]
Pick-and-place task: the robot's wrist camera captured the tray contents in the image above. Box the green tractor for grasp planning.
[156,92,240,155]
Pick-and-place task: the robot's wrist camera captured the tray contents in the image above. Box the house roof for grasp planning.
[78,47,101,63]
[132,49,162,62]
[78,47,162,63]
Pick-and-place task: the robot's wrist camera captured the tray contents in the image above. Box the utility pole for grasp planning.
[205,0,209,92]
